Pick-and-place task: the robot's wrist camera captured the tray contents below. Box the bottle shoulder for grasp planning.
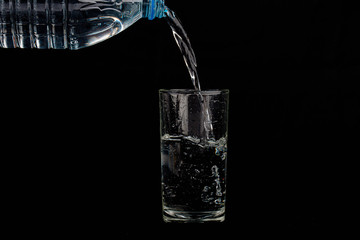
[67,1,144,49]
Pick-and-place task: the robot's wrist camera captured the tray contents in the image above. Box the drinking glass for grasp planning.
[159,89,229,222]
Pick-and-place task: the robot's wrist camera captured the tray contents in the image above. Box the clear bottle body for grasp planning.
[0,0,165,49]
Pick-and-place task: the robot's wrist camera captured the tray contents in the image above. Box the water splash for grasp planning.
[211,165,223,198]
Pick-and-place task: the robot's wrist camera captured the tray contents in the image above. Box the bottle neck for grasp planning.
[143,0,166,20]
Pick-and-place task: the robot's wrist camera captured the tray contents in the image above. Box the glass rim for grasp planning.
[159,89,229,95]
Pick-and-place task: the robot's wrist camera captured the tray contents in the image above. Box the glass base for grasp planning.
[163,208,225,223]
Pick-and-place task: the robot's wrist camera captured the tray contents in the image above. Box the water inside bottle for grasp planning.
[164,7,214,140]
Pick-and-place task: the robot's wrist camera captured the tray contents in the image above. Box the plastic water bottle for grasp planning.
[0,0,165,49]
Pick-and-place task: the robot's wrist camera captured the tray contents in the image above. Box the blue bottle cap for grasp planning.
[148,0,156,20]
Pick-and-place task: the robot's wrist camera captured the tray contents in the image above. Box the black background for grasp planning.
[1,0,359,237]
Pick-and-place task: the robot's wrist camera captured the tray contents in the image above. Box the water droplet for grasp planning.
[215,148,220,156]
[211,165,219,176]
[201,193,214,203]
[202,186,210,192]
[214,198,223,205]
